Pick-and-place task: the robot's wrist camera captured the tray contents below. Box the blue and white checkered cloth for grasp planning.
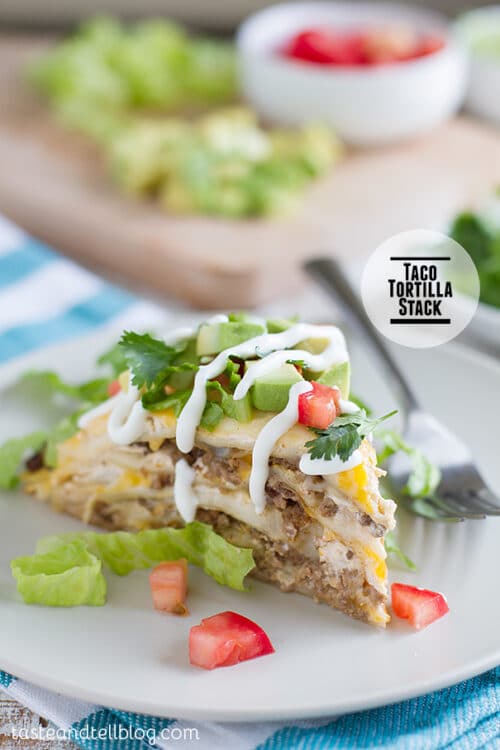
[0,216,499,749]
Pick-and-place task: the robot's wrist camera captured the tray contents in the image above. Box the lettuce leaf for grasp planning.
[11,540,106,607]
[200,401,224,431]
[0,432,47,489]
[44,413,82,468]
[377,430,441,498]
[37,522,255,591]
[384,530,416,571]
[97,341,129,377]
[21,370,110,405]
[0,367,115,487]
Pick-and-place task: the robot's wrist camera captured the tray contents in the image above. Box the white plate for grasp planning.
[1,328,500,721]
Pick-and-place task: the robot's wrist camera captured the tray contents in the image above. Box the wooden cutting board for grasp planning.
[1,34,499,309]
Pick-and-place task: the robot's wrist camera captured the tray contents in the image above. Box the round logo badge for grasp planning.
[361,230,480,348]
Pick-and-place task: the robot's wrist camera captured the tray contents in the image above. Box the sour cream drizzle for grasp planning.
[78,321,358,517]
[77,384,149,444]
[338,397,360,415]
[173,459,197,522]
[107,384,148,446]
[299,451,362,476]
[78,325,198,442]
[250,380,313,514]
[176,323,348,453]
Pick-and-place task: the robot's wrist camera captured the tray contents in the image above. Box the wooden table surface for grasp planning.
[0,696,77,749]
[2,34,500,309]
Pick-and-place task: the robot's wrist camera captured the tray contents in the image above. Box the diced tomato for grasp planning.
[414,35,445,58]
[283,28,365,66]
[107,379,121,397]
[362,28,418,64]
[281,27,444,67]
[298,381,339,430]
[391,583,449,630]
[189,611,274,670]
[150,560,188,615]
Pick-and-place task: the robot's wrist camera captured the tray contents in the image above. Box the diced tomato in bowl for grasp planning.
[298,381,340,430]
[189,611,274,670]
[150,560,188,615]
[281,26,445,67]
[391,583,449,630]
[283,28,366,66]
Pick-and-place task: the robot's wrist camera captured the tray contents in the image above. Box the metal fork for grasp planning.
[304,257,500,521]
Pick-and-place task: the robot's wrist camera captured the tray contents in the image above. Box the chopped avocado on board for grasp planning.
[30,17,341,219]
[30,16,237,137]
[197,321,266,356]
[250,364,303,413]
[111,113,339,218]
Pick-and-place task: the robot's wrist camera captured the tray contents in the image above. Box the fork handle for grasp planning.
[304,257,420,415]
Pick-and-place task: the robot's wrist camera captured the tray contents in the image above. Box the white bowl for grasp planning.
[454,6,500,126]
[237,2,468,145]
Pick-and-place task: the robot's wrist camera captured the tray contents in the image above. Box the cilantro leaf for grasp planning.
[348,392,372,415]
[287,358,308,369]
[305,410,397,462]
[119,331,185,388]
[307,423,361,461]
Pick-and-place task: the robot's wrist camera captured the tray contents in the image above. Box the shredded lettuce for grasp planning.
[97,341,129,376]
[44,413,83,468]
[377,430,441,498]
[0,432,47,489]
[384,530,416,571]
[30,16,237,141]
[36,522,255,590]
[200,401,224,431]
[11,540,106,607]
[20,370,110,404]
[0,367,115,485]
[11,523,254,607]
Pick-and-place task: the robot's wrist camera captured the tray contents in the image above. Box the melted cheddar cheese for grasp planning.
[336,463,374,515]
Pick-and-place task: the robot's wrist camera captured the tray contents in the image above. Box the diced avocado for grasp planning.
[251,363,303,412]
[317,361,350,399]
[266,317,297,333]
[221,391,253,422]
[298,337,330,354]
[196,321,265,356]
